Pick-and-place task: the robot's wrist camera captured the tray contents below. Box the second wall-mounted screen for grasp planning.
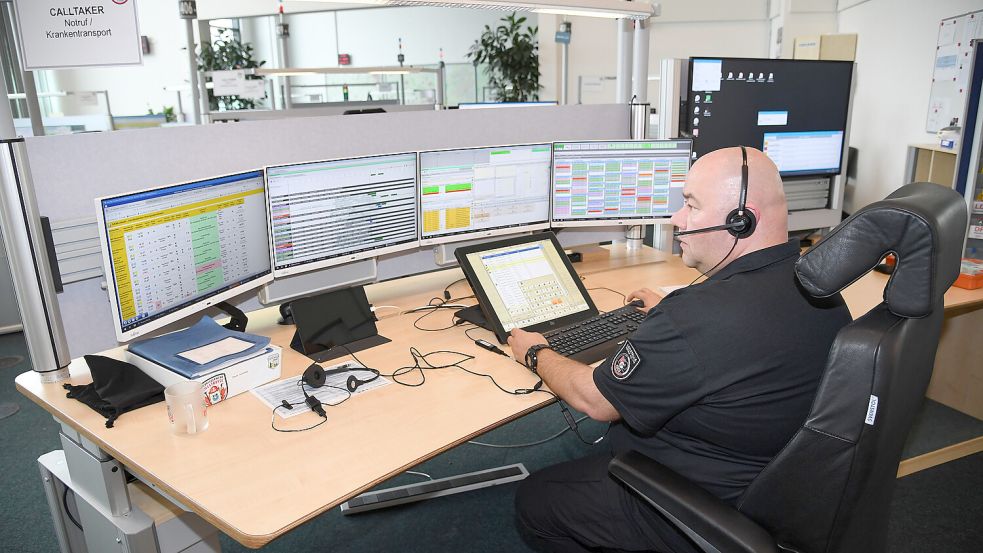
[419,143,551,245]
[266,152,419,277]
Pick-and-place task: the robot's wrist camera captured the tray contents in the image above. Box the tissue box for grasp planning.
[954,259,983,290]
[127,346,282,406]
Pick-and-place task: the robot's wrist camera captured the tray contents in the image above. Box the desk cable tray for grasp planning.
[340,463,529,514]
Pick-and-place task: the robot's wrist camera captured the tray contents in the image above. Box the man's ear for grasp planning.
[744,204,761,222]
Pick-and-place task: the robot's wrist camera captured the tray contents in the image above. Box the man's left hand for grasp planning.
[508,328,548,364]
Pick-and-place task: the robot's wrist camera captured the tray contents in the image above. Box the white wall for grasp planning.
[45,1,194,118]
[539,0,771,107]
[837,0,982,213]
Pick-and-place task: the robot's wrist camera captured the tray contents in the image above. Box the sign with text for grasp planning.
[212,70,265,100]
[14,0,143,70]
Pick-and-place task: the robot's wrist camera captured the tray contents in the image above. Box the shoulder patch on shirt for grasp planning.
[610,340,641,381]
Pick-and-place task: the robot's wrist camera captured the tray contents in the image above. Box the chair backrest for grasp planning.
[734,182,968,553]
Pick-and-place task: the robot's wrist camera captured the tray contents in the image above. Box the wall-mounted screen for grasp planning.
[682,57,853,177]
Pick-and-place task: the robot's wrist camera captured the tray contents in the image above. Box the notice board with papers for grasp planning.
[927,9,983,132]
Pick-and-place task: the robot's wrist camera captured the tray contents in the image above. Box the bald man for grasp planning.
[511,147,852,553]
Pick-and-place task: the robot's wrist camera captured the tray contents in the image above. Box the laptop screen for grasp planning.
[460,236,592,333]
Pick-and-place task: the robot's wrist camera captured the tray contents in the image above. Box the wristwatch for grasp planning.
[524,344,554,374]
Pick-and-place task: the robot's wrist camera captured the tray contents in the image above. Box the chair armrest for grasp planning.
[609,450,778,553]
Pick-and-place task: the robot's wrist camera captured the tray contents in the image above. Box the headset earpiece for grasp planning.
[302,363,326,388]
[725,208,757,239]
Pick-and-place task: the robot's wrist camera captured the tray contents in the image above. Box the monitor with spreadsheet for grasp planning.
[419,143,552,245]
[682,57,853,176]
[95,170,273,342]
[550,139,692,227]
[265,152,419,277]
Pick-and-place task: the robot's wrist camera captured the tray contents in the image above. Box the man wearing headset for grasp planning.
[508,147,852,553]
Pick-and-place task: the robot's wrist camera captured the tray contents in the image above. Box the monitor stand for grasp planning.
[290,332,392,364]
[454,305,492,331]
[215,302,248,332]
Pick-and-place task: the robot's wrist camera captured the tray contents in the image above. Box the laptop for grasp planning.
[455,232,645,364]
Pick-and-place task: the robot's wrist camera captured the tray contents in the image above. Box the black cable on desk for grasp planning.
[411,295,477,332]
[270,381,349,433]
[587,286,628,305]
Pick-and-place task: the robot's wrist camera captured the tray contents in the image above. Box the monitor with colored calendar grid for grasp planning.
[550,139,692,227]
[94,170,273,342]
[418,143,552,246]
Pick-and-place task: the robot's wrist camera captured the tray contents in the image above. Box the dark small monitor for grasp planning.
[288,287,390,362]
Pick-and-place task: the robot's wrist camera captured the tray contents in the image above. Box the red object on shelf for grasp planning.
[954,258,983,290]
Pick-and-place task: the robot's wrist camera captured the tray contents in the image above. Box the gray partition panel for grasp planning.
[24,105,630,356]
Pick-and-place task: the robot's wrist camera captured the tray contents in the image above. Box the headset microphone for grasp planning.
[673,220,747,237]
[673,146,757,240]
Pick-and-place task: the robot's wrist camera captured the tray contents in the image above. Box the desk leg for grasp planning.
[38,450,159,553]
[42,418,222,553]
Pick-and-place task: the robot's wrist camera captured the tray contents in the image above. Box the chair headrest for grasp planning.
[795,182,968,318]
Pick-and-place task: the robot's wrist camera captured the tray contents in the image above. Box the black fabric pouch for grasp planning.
[63,355,165,428]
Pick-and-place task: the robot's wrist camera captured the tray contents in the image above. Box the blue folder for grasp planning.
[127,317,271,379]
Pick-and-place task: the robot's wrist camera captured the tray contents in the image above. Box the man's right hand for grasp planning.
[626,288,663,313]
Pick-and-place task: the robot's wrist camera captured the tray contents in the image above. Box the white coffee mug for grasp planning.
[164,381,209,435]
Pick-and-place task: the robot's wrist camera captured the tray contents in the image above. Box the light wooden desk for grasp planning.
[15,245,670,550]
[16,245,983,550]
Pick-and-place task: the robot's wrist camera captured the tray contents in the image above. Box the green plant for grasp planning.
[466,13,541,102]
[197,38,266,111]
[147,105,176,123]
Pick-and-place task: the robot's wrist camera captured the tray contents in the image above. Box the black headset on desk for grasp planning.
[298,362,381,419]
[303,362,381,394]
[673,145,757,240]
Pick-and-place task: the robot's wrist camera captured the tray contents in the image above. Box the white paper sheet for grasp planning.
[251,361,390,419]
[177,336,254,365]
[939,20,957,46]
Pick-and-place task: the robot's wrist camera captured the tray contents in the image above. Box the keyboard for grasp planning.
[543,304,647,364]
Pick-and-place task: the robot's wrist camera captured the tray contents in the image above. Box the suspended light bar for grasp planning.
[300,0,657,20]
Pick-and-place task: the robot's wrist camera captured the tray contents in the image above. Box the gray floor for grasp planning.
[2,330,981,553]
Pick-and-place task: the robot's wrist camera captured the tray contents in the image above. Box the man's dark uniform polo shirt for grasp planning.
[594,239,852,503]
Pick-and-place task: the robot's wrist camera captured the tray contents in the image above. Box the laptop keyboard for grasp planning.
[543,304,646,357]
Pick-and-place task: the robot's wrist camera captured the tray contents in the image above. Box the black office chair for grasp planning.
[608,182,969,553]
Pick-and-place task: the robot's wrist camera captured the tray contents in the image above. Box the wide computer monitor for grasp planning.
[550,139,693,227]
[95,170,273,342]
[682,57,853,176]
[418,143,552,246]
[265,152,419,278]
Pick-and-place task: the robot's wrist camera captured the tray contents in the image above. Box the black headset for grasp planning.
[673,146,757,240]
[299,362,381,419]
[303,362,381,394]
